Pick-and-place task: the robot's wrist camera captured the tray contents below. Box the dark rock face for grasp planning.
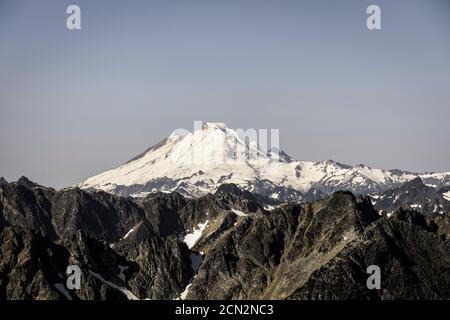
[438,185,450,196]
[302,188,327,203]
[112,232,193,299]
[0,177,7,186]
[186,192,449,300]
[51,188,144,242]
[0,182,57,239]
[372,178,450,216]
[214,183,268,213]
[433,212,450,241]
[0,178,449,300]
[17,176,44,189]
[0,226,67,300]
[290,217,450,299]
[0,181,197,300]
[186,192,381,299]
[0,223,127,300]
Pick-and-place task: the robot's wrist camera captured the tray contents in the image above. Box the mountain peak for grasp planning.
[201,122,228,131]
[17,176,41,188]
[79,123,450,201]
[167,130,188,142]
[0,177,8,186]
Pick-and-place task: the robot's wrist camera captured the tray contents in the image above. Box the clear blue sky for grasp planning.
[1,0,449,188]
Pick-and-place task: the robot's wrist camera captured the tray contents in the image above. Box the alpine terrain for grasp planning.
[1,122,449,300]
[80,122,450,204]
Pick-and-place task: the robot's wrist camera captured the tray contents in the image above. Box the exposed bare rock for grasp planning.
[0,179,449,300]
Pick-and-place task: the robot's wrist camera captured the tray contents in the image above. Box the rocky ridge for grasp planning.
[0,178,449,300]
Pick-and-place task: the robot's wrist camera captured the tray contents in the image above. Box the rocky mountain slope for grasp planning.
[371,178,450,216]
[1,178,449,300]
[79,122,450,202]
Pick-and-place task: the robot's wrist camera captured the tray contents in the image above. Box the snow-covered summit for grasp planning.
[79,122,450,201]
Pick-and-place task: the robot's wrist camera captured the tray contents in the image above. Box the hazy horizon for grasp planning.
[1,0,450,188]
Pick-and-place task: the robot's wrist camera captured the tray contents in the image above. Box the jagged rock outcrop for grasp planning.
[433,212,450,241]
[0,225,67,300]
[17,176,45,189]
[0,181,57,239]
[372,178,450,216]
[0,179,235,300]
[214,183,271,213]
[0,177,7,186]
[289,212,450,299]
[51,188,144,242]
[0,178,449,300]
[186,192,381,299]
[184,192,450,300]
[137,192,221,238]
[112,227,193,299]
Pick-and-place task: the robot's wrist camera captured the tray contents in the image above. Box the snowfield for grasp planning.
[183,221,209,249]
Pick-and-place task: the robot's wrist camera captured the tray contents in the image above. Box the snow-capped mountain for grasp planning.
[80,122,450,201]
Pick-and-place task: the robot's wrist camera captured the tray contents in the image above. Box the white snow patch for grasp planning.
[180,283,193,300]
[443,192,450,201]
[109,225,139,248]
[231,209,248,217]
[183,221,209,249]
[264,204,285,210]
[131,192,151,198]
[122,225,138,240]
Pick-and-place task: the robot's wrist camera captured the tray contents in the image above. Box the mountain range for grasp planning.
[1,122,449,300]
[1,178,449,299]
[79,122,450,203]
